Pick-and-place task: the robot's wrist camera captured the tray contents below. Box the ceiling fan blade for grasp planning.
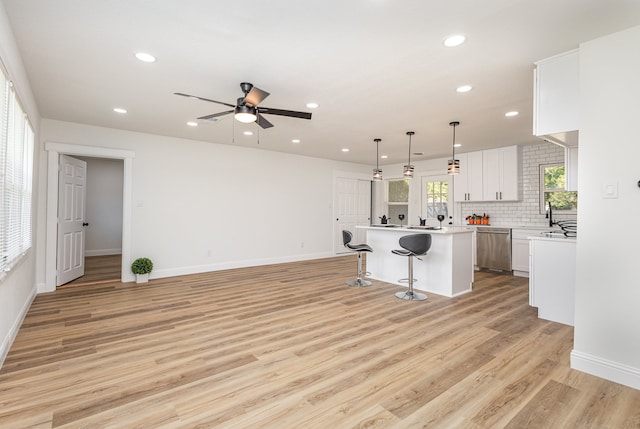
[197,110,233,120]
[244,86,270,107]
[174,92,235,108]
[258,107,312,120]
[256,113,274,129]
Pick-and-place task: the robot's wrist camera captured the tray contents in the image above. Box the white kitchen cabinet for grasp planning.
[511,228,541,277]
[529,237,576,326]
[482,146,519,201]
[533,49,580,138]
[453,151,483,202]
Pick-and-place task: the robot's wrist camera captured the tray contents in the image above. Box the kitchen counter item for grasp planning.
[476,227,512,273]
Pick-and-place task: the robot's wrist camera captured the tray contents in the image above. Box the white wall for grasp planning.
[39,119,373,283]
[0,2,41,367]
[571,25,640,390]
[77,157,124,256]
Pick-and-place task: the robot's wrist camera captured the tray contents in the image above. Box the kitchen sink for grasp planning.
[407,226,440,230]
[371,224,400,228]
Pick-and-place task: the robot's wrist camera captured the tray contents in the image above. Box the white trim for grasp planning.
[43,142,135,292]
[85,249,122,257]
[571,349,640,390]
[0,287,36,368]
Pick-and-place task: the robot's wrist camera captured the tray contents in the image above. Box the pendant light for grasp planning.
[447,121,460,175]
[403,131,415,179]
[372,138,383,181]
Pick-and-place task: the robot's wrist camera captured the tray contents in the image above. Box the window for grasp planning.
[0,66,35,278]
[540,163,577,213]
[424,179,449,220]
[386,179,409,223]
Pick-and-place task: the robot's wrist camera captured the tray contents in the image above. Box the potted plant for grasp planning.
[131,257,153,283]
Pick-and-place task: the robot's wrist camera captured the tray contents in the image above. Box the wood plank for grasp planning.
[0,257,638,428]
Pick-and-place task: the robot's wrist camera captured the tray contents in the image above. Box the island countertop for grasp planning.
[361,225,474,235]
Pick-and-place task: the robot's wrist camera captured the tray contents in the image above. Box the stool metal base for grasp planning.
[346,278,372,287]
[395,290,427,301]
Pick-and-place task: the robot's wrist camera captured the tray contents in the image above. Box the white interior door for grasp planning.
[57,155,87,286]
[335,177,371,253]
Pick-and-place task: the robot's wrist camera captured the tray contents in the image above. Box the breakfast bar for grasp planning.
[357,226,474,297]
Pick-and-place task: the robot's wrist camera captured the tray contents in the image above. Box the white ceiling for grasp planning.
[3,0,640,165]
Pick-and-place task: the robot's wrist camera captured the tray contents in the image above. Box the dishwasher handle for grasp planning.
[476,228,511,235]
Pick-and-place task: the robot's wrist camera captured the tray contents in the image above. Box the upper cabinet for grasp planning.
[454,145,520,202]
[453,151,484,202]
[482,146,520,201]
[533,49,580,146]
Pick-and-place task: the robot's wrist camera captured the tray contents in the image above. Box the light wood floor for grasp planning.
[60,255,122,288]
[1,256,639,428]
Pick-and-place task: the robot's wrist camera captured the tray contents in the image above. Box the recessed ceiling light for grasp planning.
[187,121,198,127]
[243,131,253,136]
[505,111,519,117]
[113,108,127,114]
[342,148,349,152]
[291,139,301,143]
[381,155,388,159]
[454,143,462,148]
[306,102,318,109]
[456,85,472,93]
[135,52,156,63]
[443,34,466,47]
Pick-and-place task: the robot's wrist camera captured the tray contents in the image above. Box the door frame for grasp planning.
[42,142,135,293]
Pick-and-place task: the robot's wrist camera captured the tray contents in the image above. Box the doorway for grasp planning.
[43,142,135,293]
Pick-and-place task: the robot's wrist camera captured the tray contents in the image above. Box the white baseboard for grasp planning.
[0,288,36,370]
[135,251,336,283]
[571,349,640,390]
[85,249,122,257]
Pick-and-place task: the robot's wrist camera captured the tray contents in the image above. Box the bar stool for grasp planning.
[342,230,373,287]
[392,234,431,301]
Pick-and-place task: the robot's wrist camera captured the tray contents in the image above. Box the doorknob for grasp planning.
[82,222,89,227]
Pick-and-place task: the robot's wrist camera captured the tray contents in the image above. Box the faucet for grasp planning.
[546,204,554,227]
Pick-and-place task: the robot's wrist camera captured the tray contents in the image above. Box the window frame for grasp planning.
[420,175,450,222]
[539,163,578,214]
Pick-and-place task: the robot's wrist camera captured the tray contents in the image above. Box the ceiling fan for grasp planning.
[175,82,312,129]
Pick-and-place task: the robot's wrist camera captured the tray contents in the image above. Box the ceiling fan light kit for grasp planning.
[403,131,415,179]
[448,121,461,175]
[234,104,257,123]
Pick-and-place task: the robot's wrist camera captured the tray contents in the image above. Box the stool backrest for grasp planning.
[399,234,431,256]
[342,230,353,246]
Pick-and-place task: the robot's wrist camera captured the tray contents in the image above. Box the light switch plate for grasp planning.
[602,180,618,199]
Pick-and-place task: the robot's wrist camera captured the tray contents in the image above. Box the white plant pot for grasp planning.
[136,273,149,284]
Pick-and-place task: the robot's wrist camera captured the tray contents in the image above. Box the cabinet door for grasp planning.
[512,239,530,273]
[453,153,469,202]
[534,50,580,136]
[467,151,484,201]
[482,146,519,201]
[483,148,501,201]
[500,145,519,200]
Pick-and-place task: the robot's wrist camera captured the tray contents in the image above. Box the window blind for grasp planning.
[0,65,34,278]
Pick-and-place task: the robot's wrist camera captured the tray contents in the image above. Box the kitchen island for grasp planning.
[357,226,474,298]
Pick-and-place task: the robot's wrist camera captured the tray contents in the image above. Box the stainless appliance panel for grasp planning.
[476,227,512,272]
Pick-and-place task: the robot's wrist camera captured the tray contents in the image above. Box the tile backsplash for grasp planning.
[456,142,577,227]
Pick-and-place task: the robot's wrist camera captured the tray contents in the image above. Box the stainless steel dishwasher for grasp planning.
[476,227,512,273]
